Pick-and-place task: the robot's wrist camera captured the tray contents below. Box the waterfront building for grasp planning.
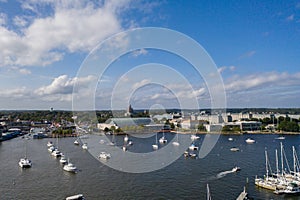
[98,117,154,131]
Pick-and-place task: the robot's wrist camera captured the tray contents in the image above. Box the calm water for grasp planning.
[1,133,300,200]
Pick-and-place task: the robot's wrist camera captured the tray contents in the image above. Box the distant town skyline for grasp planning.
[0,0,299,110]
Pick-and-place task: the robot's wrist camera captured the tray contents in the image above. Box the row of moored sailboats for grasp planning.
[255,142,300,195]
[47,139,77,173]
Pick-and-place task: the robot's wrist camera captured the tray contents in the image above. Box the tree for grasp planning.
[198,124,206,131]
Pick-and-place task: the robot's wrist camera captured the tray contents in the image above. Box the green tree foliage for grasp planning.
[198,124,206,131]
[278,121,299,132]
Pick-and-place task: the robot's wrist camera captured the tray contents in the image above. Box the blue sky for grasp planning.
[0,0,299,110]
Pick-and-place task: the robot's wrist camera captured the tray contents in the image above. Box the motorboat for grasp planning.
[275,136,285,140]
[228,137,233,141]
[74,139,79,145]
[245,138,255,144]
[189,153,197,158]
[172,132,180,146]
[191,134,200,140]
[128,140,133,146]
[124,135,129,142]
[63,161,77,173]
[122,146,127,152]
[230,147,240,152]
[99,152,111,160]
[19,158,32,168]
[48,146,55,153]
[172,141,180,146]
[60,156,68,164]
[152,144,158,150]
[66,194,85,200]
[159,136,167,144]
[82,143,88,150]
[232,166,241,172]
[189,144,199,151]
[51,149,62,157]
[47,141,53,147]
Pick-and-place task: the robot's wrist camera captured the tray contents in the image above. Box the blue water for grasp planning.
[1,133,300,199]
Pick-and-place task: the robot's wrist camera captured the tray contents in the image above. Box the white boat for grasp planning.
[230,147,240,152]
[275,136,285,140]
[122,146,127,152]
[63,161,77,173]
[82,143,88,150]
[19,138,32,168]
[191,134,200,140]
[19,158,32,168]
[282,182,300,194]
[245,138,255,144]
[51,149,62,157]
[66,194,85,200]
[228,137,233,141]
[172,141,180,146]
[124,135,129,142]
[74,139,79,145]
[189,144,199,151]
[152,144,158,150]
[152,133,159,150]
[159,130,167,144]
[172,130,180,146]
[128,140,133,146]
[232,166,241,172]
[48,146,55,152]
[159,136,167,144]
[99,152,111,160]
[47,141,53,147]
[60,156,68,164]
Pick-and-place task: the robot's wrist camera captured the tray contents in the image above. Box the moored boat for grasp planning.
[99,152,111,160]
[245,138,255,144]
[19,158,32,168]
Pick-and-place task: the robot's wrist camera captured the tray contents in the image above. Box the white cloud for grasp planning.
[0,0,132,67]
[131,48,148,57]
[238,50,256,59]
[132,79,151,90]
[225,71,300,92]
[218,66,236,73]
[34,74,96,96]
[13,16,28,27]
[0,87,30,98]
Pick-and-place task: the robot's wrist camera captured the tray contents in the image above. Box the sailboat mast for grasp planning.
[280,142,284,176]
[265,150,269,178]
[293,146,296,174]
[275,149,279,175]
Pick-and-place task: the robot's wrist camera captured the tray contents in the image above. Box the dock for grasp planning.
[236,187,248,200]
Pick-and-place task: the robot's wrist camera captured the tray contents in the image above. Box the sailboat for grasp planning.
[19,138,32,168]
[63,159,77,173]
[82,143,88,150]
[172,129,180,146]
[124,135,129,143]
[159,130,167,144]
[52,134,62,157]
[74,127,80,145]
[152,133,158,150]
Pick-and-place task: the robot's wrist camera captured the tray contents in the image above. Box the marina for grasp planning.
[1,133,300,199]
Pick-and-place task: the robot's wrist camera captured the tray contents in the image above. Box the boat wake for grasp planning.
[216,170,235,179]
